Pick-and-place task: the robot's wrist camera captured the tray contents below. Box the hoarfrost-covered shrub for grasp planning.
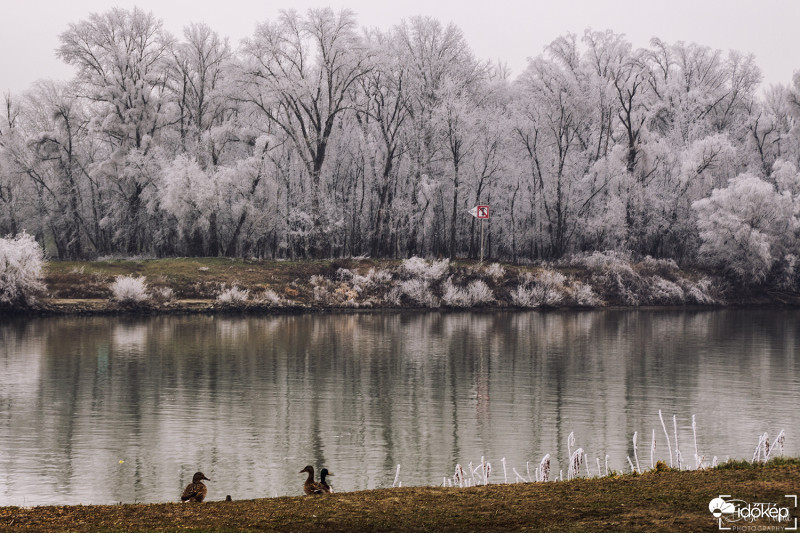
[467,280,494,305]
[442,278,471,307]
[354,267,392,287]
[257,289,283,305]
[401,257,450,281]
[578,251,644,305]
[511,270,566,307]
[486,262,505,279]
[335,268,353,280]
[648,277,685,304]
[683,278,719,305]
[0,233,45,307]
[570,282,600,306]
[217,284,249,303]
[639,256,680,279]
[110,275,149,304]
[150,286,175,303]
[392,278,438,307]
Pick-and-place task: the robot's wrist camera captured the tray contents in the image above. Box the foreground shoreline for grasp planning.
[5,256,799,317]
[2,461,798,532]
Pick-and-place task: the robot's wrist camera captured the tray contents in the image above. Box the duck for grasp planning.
[299,465,324,495]
[181,471,211,502]
[319,468,334,493]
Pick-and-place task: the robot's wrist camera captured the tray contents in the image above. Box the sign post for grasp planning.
[468,205,490,263]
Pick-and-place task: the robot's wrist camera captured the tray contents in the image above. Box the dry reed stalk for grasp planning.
[651,429,656,470]
[393,464,401,488]
[692,415,700,469]
[568,448,584,480]
[539,454,550,482]
[673,415,682,469]
[659,409,673,467]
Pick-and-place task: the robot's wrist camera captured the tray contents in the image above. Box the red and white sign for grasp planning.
[469,205,489,219]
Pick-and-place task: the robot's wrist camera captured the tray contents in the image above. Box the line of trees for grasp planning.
[1,8,799,284]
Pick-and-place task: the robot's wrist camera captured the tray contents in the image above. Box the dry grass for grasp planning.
[1,461,798,532]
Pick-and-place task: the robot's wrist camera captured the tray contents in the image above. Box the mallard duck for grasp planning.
[300,465,324,495]
[181,471,211,502]
[319,468,334,493]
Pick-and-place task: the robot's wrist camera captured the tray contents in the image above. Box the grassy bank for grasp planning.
[2,460,798,532]
[22,253,798,316]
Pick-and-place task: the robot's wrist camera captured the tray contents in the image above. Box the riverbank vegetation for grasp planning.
[1,9,800,290]
[2,459,798,532]
[2,252,798,314]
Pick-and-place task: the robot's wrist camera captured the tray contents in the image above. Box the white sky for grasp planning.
[1,0,798,95]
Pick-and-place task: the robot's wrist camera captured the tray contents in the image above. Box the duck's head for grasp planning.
[299,465,314,475]
[320,468,334,478]
[193,472,210,483]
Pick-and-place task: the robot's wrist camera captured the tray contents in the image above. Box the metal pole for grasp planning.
[480,218,484,264]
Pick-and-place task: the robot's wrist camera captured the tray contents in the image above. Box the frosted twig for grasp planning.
[568,448,584,480]
[633,432,640,474]
[393,464,401,488]
[771,429,786,459]
[673,415,681,469]
[605,454,609,476]
[526,461,532,482]
[567,431,575,460]
[650,429,656,470]
[659,410,673,467]
[512,468,527,483]
[501,457,507,484]
[627,456,635,474]
[692,415,700,469]
[539,454,550,482]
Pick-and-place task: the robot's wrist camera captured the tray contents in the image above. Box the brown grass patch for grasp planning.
[2,463,798,532]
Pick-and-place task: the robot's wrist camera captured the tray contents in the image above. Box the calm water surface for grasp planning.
[0,309,798,505]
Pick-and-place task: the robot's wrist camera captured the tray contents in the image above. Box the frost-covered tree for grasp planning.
[57,7,175,254]
[0,233,45,307]
[693,173,797,284]
[240,8,372,257]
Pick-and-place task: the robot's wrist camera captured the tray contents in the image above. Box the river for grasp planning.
[0,309,797,505]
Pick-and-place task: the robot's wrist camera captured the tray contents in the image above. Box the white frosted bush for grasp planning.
[579,251,643,305]
[150,286,174,303]
[335,268,353,280]
[397,278,438,307]
[401,256,450,281]
[310,274,328,287]
[511,270,567,307]
[648,277,685,304]
[0,233,45,307]
[571,282,600,306]
[486,263,505,279]
[257,289,283,305]
[442,278,471,307]
[467,280,494,305]
[683,278,719,305]
[110,275,149,303]
[217,284,249,303]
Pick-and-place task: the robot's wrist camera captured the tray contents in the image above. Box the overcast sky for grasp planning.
[1,0,799,96]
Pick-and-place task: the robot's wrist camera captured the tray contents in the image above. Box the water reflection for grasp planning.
[0,310,798,505]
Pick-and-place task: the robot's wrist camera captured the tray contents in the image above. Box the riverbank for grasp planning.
[7,254,798,316]
[2,460,798,532]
